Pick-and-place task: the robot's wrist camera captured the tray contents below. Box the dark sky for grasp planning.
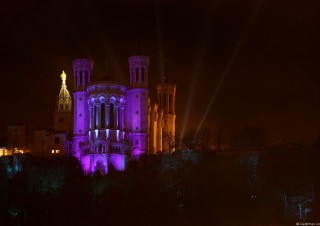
[1,0,320,146]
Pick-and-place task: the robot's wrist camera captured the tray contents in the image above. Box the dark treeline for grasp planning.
[1,145,320,225]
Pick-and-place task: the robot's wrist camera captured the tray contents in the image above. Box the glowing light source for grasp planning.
[106,129,109,138]
[116,130,119,141]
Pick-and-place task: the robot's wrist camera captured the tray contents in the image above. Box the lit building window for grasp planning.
[52,150,54,153]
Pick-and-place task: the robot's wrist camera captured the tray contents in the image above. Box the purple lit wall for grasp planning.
[72,59,93,159]
[109,154,126,171]
[72,55,164,175]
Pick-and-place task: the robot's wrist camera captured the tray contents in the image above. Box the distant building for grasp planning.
[33,54,176,174]
[72,55,176,174]
[8,125,26,149]
[33,129,71,156]
[33,71,73,156]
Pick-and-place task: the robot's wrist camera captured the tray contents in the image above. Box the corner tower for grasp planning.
[157,76,176,153]
[72,58,93,158]
[54,71,72,133]
[126,55,149,156]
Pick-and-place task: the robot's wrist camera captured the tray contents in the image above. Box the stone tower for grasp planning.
[54,71,72,133]
[126,55,149,156]
[72,58,94,158]
[157,75,176,153]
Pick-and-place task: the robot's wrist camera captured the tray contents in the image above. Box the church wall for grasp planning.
[127,88,148,154]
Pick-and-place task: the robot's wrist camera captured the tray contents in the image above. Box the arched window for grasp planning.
[110,103,114,128]
[163,94,166,108]
[101,103,105,128]
[118,107,120,129]
[94,106,97,129]
[136,68,139,82]
[169,94,172,108]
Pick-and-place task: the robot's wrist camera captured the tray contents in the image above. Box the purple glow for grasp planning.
[109,154,126,171]
[81,156,91,174]
[116,130,119,141]
[72,55,175,174]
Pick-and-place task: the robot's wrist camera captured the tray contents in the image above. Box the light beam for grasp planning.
[196,0,265,134]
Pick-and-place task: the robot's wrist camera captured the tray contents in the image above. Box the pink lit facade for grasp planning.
[71,55,176,174]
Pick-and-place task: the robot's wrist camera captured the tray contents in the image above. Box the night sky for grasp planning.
[1,0,320,146]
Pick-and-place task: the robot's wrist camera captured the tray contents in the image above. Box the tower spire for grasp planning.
[61,71,67,88]
[54,71,72,132]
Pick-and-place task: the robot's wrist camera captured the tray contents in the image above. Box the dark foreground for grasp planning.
[1,146,320,225]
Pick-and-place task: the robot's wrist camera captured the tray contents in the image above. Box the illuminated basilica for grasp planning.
[53,54,176,174]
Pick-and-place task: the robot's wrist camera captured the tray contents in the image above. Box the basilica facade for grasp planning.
[56,54,176,174]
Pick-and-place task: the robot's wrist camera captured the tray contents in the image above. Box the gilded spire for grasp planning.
[61,71,67,88]
[57,71,72,112]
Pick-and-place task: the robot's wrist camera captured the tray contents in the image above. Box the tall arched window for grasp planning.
[118,107,120,129]
[94,106,97,129]
[110,103,114,128]
[163,94,166,108]
[101,103,105,128]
